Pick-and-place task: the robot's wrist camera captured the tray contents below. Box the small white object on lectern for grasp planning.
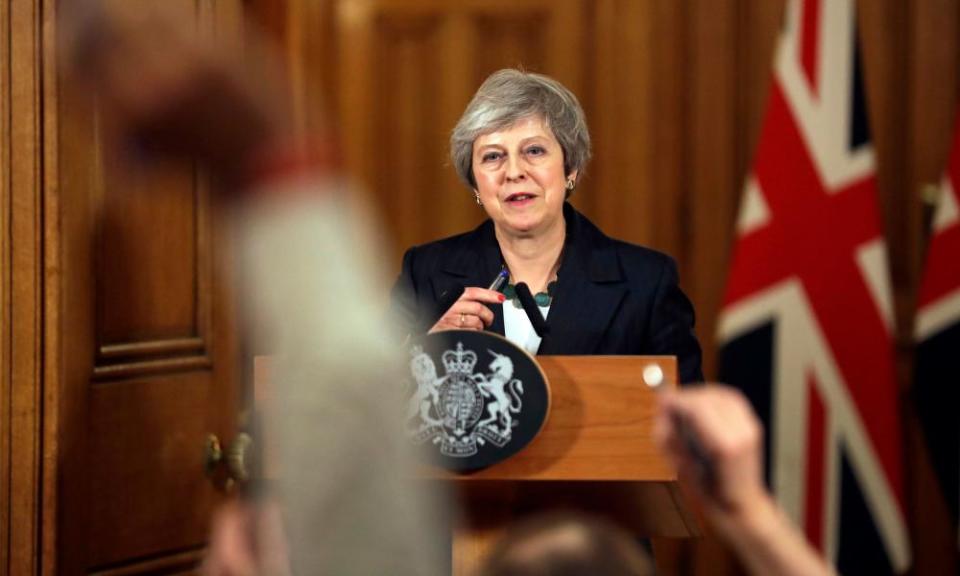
[642,364,664,389]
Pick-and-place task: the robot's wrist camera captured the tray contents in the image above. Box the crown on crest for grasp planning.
[442,342,477,374]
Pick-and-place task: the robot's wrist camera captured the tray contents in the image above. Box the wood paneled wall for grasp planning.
[1,0,52,573]
[2,0,245,574]
[276,0,960,573]
[55,0,245,568]
[0,0,955,573]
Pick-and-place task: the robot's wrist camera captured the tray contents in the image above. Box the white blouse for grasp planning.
[502,300,551,355]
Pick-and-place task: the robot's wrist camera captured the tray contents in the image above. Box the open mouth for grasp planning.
[506,193,536,203]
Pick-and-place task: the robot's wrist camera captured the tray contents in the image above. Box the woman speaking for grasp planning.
[393,69,702,383]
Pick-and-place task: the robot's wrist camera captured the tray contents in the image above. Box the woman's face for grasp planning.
[472,116,575,238]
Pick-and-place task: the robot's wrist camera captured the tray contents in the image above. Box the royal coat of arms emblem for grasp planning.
[407,341,525,457]
[404,331,550,471]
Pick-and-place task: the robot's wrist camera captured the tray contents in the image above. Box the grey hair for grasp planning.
[450,69,592,193]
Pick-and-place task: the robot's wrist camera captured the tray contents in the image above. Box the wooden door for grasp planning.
[53,1,244,574]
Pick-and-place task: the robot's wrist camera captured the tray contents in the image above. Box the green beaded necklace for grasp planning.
[500,280,558,308]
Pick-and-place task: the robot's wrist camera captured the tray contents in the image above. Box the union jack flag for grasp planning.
[717,0,910,572]
[914,106,960,550]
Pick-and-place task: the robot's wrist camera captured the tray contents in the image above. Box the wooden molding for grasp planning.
[1,0,53,573]
[94,338,212,382]
[87,546,205,576]
[98,337,207,360]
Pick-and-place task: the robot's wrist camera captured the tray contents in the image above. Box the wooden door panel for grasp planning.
[87,170,218,570]
[56,1,242,574]
[472,13,549,77]
[368,15,449,254]
[86,373,221,568]
[98,172,201,344]
[94,171,213,380]
[62,158,236,576]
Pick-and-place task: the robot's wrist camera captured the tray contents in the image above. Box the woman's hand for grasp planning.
[429,288,505,332]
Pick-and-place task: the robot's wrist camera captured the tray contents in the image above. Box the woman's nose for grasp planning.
[505,155,526,181]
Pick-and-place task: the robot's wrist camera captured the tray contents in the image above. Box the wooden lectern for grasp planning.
[253,355,700,575]
[426,355,700,575]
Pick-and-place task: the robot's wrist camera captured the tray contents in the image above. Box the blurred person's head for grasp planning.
[479,512,654,576]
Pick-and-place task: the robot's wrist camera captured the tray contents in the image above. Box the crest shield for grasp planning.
[404,330,549,472]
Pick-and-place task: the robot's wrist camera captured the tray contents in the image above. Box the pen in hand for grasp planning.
[488,266,509,292]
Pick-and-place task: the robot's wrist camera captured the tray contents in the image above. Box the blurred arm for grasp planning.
[655,385,835,576]
[63,4,446,574]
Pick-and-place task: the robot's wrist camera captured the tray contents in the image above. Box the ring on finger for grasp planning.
[459,313,466,327]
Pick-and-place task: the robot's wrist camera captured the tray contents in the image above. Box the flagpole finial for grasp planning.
[921,183,941,208]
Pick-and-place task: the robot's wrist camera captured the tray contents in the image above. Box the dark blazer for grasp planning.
[392,203,704,383]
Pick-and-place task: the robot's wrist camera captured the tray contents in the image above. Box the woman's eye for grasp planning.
[481,152,503,163]
[525,146,546,157]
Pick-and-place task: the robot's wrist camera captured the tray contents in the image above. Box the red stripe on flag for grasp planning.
[804,372,827,552]
[800,0,822,98]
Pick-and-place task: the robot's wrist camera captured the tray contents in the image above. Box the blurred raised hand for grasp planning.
[655,385,835,576]
[62,0,293,190]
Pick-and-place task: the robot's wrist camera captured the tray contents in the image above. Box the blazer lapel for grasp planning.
[429,220,506,336]
[538,205,626,355]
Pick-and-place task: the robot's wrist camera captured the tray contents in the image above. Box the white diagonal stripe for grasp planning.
[933,175,959,233]
[737,176,772,236]
[776,0,875,190]
[915,288,960,341]
[856,239,895,336]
